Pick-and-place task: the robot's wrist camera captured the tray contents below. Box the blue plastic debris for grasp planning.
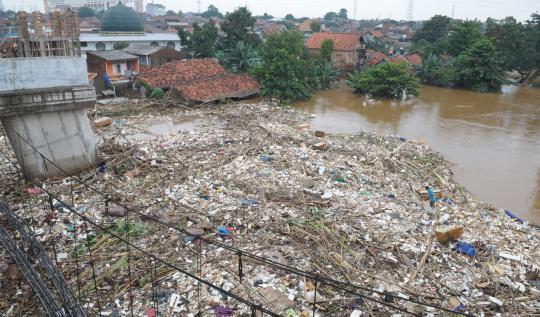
[455,241,476,257]
[387,193,396,199]
[399,136,407,142]
[198,193,210,200]
[504,210,525,224]
[260,155,272,162]
[441,197,454,205]
[218,226,231,236]
[98,163,105,173]
[453,304,466,312]
[241,198,257,206]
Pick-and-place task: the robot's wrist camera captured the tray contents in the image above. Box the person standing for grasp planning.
[426,186,437,207]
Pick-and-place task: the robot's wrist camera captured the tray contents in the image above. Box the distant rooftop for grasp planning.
[87,50,138,61]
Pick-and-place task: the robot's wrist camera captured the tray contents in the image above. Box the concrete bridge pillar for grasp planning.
[0,57,98,178]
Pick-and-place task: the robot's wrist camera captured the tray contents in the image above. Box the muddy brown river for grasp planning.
[294,84,540,224]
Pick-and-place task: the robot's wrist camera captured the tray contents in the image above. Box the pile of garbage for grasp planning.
[1,102,539,316]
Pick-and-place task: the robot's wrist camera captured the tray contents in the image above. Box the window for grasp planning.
[80,42,88,47]
[150,41,159,47]
[96,42,106,50]
[166,41,175,49]
[115,63,121,74]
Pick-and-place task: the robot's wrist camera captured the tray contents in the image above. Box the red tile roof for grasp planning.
[367,49,388,65]
[306,32,362,51]
[141,59,226,87]
[176,74,260,103]
[405,53,422,66]
[367,30,384,38]
[141,59,260,103]
[388,55,408,64]
[264,23,285,35]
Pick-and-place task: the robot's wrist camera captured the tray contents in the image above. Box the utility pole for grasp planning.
[197,0,201,13]
[406,0,414,21]
[451,4,455,19]
[353,0,357,20]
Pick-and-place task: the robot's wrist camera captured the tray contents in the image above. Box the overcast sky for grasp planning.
[4,0,539,21]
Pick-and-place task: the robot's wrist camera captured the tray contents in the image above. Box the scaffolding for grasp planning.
[0,10,80,58]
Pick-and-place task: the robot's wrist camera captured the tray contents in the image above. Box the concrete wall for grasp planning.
[2,108,98,178]
[0,57,89,92]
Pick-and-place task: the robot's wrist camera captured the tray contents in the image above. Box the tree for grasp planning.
[177,11,184,17]
[165,10,177,16]
[315,59,341,89]
[453,37,505,92]
[338,8,348,20]
[310,21,322,32]
[324,12,338,21]
[529,13,540,68]
[202,5,223,19]
[415,54,455,87]
[446,20,482,57]
[113,41,129,50]
[413,15,452,44]
[320,39,334,61]
[251,31,320,101]
[218,41,261,73]
[221,7,260,50]
[178,28,192,56]
[256,13,274,20]
[347,63,419,99]
[191,21,218,58]
[285,14,294,21]
[486,17,537,82]
[78,7,95,18]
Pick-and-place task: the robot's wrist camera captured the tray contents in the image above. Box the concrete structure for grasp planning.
[45,0,141,12]
[0,57,98,178]
[122,44,184,66]
[146,3,166,16]
[80,33,181,57]
[86,50,139,80]
[1,11,98,178]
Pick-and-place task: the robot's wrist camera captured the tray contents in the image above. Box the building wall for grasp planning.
[81,38,182,57]
[308,48,358,71]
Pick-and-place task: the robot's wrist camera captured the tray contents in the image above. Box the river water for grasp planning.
[294,84,540,224]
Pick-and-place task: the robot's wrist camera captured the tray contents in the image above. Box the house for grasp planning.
[404,53,422,66]
[79,17,100,33]
[86,50,140,84]
[122,45,184,66]
[366,49,388,65]
[140,59,260,103]
[80,3,181,58]
[263,23,287,38]
[305,32,367,71]
[298,19,325,33]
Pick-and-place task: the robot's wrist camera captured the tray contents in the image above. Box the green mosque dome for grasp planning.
[100,2,144,33]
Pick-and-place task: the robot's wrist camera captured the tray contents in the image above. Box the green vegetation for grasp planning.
[285,14,294,21]
[412,12,540,91]
[453,38,505,92]
[338,8,348,20]
[201,5,223,19]
[217,41,261,73]
[251,31,340,102]
[221,7,260,50]
[320,39,334,61]
[150,88,165,99]
[414,54,455,88]
[310,21,322,32]
[113,41,129,50]
[347,63,419,99]
[486,16,538,82]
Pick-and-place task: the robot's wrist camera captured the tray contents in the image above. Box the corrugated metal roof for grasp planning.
[80,33,180,42]
[87,50,138,61]
[122,45,163,56]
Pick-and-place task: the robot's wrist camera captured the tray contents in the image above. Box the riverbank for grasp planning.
[295,84,540,225]
[1,101,539,316]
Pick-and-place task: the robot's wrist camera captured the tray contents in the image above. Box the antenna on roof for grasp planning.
[353,0,357,20]
[406,0,414,21]
[197,0,201,13]
[451,4,455,19]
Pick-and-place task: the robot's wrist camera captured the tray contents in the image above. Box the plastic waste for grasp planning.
[504,210,525,224]
[241,199,257,206]
[455,241,476,257]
